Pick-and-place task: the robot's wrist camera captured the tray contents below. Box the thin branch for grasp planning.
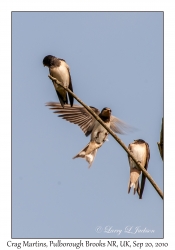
[48,75,163,200]
[157,118,163,160]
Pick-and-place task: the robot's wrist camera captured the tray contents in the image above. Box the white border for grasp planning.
[1,1,174,249]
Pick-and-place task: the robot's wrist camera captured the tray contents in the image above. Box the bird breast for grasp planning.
[129,144,147,169]
[50,65,69,87]
[91,121,110,143]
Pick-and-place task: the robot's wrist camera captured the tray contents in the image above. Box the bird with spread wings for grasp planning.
[46,102,130,168]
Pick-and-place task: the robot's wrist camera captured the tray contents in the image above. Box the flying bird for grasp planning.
[43,55,74,107]
[46,102,130,168]
[128,139,150,199]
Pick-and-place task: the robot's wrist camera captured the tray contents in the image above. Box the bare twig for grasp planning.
[48,75,163,200]
[157,118,163,160]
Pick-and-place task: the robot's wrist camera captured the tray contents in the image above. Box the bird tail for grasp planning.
[128,168,140,195]
[56,91,68,108]
[73,142,101,168]
[128,180,140,195]
[53,81,68,108]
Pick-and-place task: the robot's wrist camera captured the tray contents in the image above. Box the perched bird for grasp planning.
[128,139,150,199]
[46,102,130,168]
[43,55,74,107]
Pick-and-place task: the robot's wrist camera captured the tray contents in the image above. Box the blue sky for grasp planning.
[12,12,163,238]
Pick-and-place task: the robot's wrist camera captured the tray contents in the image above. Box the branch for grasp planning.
[48,75,163,200]
[157,118,163,160]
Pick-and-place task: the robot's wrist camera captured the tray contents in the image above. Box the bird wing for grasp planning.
[110,115,132,134]
[67,70,74,107]
[51,80,68,107]
[139,142,150,199]
[46,102,100,136]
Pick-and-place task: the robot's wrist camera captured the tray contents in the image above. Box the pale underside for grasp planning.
[128,143,147,194]
[49,63,70,102]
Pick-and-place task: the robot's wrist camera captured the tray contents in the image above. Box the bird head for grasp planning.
[134,139,145,144]
[100,107,112,118]
[43,55,55,67]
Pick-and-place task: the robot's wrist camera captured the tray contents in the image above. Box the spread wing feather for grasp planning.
[46,102,100,136]
[110,116,132,134]
[46,102,132,136]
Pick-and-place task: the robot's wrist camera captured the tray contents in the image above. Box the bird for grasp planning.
[128,139,150,199]
[43,55,74,108]
[46,102,130,168]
